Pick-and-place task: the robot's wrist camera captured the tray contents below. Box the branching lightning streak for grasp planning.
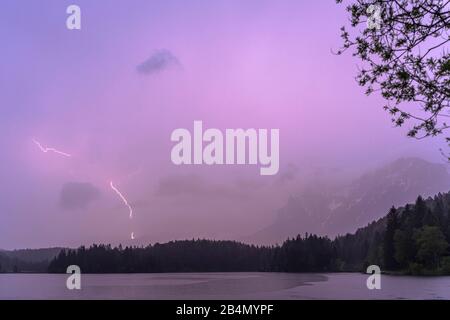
[32,138,72,157]
[110,181,133,219]
[32,136,136,241]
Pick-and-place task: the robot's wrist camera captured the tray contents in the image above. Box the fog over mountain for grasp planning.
[246,158,450,245]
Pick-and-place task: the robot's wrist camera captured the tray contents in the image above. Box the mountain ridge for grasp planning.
[246,157,450,245]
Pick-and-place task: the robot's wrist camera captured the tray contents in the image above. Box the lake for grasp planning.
[1,272,449,299]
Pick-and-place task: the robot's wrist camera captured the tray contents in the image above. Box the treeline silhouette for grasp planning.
[0,254,49,273]
[48,236,335,273]
[48,192,450,275]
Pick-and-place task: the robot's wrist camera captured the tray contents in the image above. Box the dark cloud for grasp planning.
[136,49,180,75]
[59,182,101,210]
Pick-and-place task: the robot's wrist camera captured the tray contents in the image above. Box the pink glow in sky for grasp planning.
[0,0,446,249]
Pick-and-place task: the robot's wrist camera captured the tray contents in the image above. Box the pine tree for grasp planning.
[422,209,438,226]
[383,206,399,270]
[413,196,427,228]
[415,226,449,269]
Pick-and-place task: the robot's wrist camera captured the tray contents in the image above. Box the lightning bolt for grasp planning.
[32,138,72,157]
[110,181,133,219]
[32,137,136,241]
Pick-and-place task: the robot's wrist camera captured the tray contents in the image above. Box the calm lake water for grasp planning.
[1,272,449,300]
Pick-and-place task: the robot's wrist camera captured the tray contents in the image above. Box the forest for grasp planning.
[46,192,450,275]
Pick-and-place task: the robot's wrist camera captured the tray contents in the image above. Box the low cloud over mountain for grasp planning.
[246,158,450,245]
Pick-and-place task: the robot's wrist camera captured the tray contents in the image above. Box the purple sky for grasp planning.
[0,0,445,249]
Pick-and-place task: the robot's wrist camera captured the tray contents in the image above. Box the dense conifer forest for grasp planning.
[46,192,450,275]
